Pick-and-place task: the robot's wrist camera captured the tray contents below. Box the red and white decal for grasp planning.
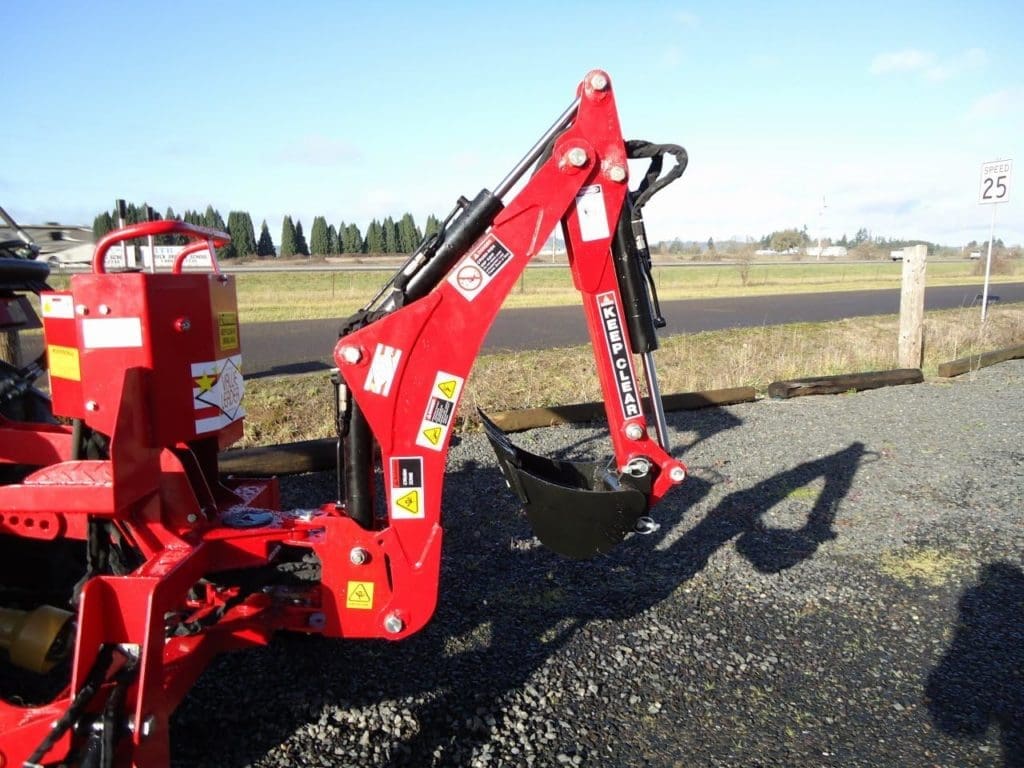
[389,456,424,520]
[415,371,464,451]
[596,292,641,419]
[447,234,514,301]
[192,354,245,433]
[364,343,403,396]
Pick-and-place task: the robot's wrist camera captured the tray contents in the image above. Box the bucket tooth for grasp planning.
[479,410,648,560]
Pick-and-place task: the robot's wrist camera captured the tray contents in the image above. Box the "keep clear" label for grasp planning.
[596,292,641,419]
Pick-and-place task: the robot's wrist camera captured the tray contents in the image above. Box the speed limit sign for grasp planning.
[979,159,1012,204]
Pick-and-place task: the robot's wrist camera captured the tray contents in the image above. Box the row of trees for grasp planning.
[92,203,443,258]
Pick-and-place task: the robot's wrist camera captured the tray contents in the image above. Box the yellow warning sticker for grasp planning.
[346,581,375,610]
[421,427,442,446]
[218,312,239,351]
[395,490,420,515]
[48,345,81,381]
[437,379,457,399]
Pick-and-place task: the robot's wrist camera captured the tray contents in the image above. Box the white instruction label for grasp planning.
[575,185,610,242]
[415,371,464,451]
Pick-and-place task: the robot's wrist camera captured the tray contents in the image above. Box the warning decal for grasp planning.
[41,293,75,319]
[390,457,425,519]
[192,354,245,434]
[48,345,81,381]
[447,234,514,301]
[415,371,464,451]
[596,292,642,419]
[346,581,375,610]
[218,312,239,351]
[575,185,611,242]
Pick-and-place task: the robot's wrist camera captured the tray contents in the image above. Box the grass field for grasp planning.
[224,260,1017,322]
[239,302,1024,448]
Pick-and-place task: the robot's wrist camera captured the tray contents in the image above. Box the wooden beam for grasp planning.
[486,387,757,433]
[220,438,335,476]
[768,369,922,399]
[217,387,758,474]
[936,344,1024,378]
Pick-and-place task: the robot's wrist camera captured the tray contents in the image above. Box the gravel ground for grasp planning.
[171,360,1024,767]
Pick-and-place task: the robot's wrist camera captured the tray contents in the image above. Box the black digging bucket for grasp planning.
[479,410,652,560]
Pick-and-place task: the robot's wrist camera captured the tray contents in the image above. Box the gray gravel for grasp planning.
[172,360,1024,767]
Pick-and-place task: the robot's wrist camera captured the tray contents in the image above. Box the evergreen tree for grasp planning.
[203,205,226,232]
[294,220,310,256]
[383,216,398,254]
[398,212,420,253]
[364,219,384,253]
[327,224,339,254]
[256,220,276,257]
[162,206,187,245]
[93,212,115,240]
[423,214,441,239]
[343,223,363,253]
[310,216,330,256]
[222,211,257,259]
[280,216,297,258]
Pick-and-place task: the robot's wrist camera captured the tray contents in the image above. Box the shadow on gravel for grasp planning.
[171,422,868,767]
[926,562,1024,768]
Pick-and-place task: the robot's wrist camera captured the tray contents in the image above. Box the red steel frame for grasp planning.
[0,69,685,767]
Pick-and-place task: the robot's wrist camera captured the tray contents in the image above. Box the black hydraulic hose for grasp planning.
[401,189,503,303]
[611,203,659,355]
[343,403,374,529]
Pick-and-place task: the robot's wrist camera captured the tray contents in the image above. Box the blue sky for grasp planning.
[4,1,1022,247]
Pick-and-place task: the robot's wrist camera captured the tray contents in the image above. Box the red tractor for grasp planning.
[0,70,687,766]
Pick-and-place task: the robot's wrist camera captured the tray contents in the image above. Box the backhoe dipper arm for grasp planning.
[331,70,687,639]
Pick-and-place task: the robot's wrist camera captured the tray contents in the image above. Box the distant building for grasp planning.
[805,246,848,258]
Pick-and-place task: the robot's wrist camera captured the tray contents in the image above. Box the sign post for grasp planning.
[978,159,1012,321]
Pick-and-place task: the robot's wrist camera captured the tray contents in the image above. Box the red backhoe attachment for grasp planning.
[0,69,688,766]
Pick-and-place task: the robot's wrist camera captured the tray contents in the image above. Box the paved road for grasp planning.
[19,282,1023,378]
[237,282,1023,378]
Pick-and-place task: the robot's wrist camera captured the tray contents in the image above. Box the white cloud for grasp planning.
[869,47,987,82]
[870,49,934,75]
[674,10,699,27]
[966,86,1024,120]
[279,134,361,166]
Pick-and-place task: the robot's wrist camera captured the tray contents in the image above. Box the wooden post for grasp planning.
[898,244,927,368]
[0,330,20,369]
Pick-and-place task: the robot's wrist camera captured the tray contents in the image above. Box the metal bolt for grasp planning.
[624,423,645,440]
[98,304,111,315]
[383,613,404,634]
[624,458,651,478]
[607,165,627,183]
[308,612,326,630]
[589,72,609,91]
[349,547,369,566]
[85,400,99,412]
[339,345,362,364]
[669,466,687,483]
[565,147,588,168]
[175,317,191,332]
[186,513,198,524]
[75,304,88,316]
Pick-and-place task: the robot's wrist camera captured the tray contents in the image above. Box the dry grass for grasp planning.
[238,304,1024,448]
